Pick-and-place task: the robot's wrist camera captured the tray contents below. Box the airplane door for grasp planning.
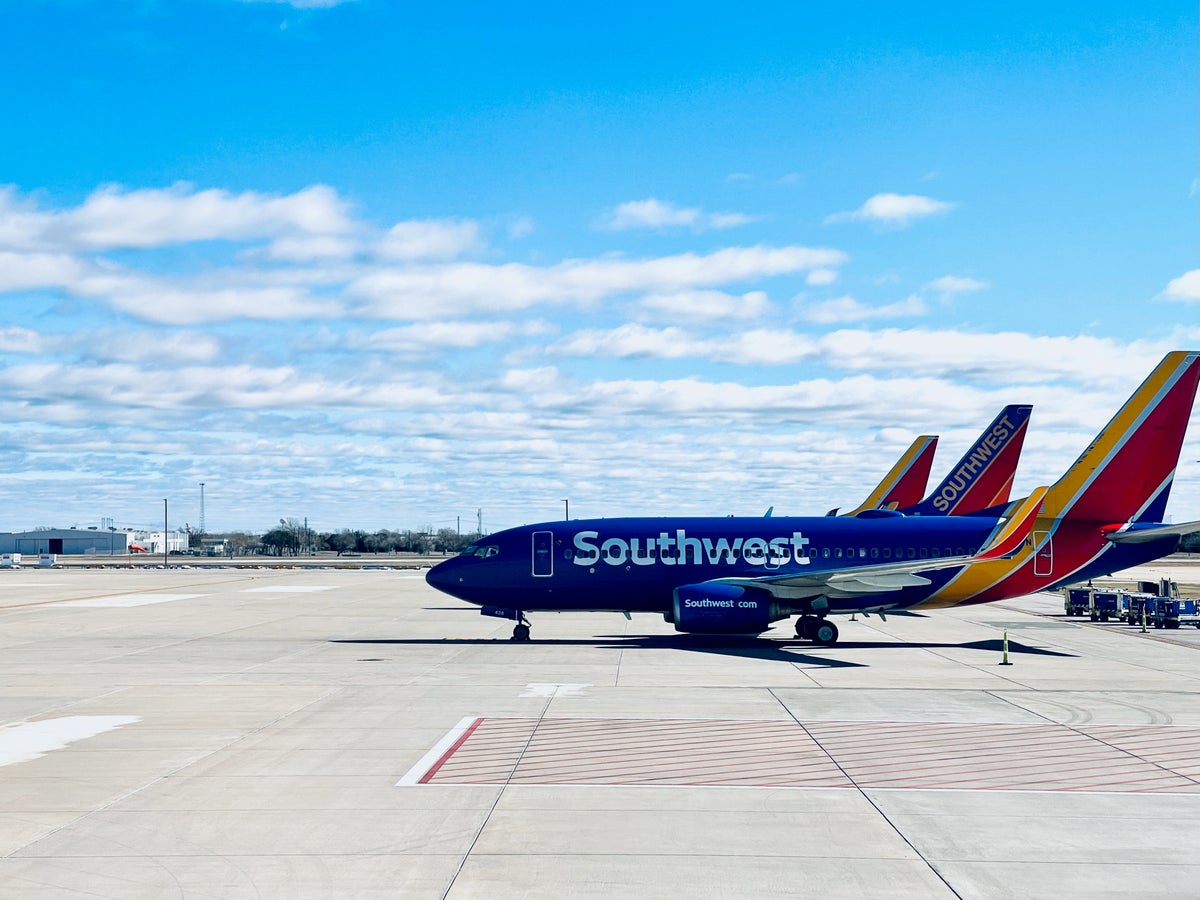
[1033,531,1053,576]
[532,530,554,577]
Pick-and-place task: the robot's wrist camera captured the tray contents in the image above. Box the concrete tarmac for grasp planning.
[2,564,1200,898]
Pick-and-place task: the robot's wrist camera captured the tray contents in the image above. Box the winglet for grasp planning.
[844,435,938,516]
[975,486,1048,561]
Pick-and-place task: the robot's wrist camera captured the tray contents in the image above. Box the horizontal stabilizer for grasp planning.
[1103,520,1200,544]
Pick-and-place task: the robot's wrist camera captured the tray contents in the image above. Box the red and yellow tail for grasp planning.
[923,351,1200,607]
[844,435,938,515]
[1042,351,1200,524]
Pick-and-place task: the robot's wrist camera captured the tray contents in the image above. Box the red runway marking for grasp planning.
[410,718,1200,793]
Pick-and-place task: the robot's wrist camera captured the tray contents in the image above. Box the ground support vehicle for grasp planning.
[1126,593,1156,627]
[1088,591,1119,622]
[1151,598,1181,629]
[1065,588,1091,617]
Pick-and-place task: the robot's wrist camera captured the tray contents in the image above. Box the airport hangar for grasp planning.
[0,528,130,556]
[0,529,192,556]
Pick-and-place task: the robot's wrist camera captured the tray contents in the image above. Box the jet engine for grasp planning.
[669,583,786,634]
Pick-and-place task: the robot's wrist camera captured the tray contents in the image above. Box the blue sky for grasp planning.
[0,0,1197,534]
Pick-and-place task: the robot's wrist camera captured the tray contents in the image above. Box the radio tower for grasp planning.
[198,483,206,534]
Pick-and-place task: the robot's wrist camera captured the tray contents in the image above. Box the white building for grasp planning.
[129,530,189,554]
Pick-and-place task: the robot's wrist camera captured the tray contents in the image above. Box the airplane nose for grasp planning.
[425,559,461,596]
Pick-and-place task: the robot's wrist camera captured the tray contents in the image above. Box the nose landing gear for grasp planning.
[480,606,532,641]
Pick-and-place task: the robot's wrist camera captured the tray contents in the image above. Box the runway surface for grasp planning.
[2,563,1200,898]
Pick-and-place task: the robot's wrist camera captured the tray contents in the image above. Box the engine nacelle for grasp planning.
[671,583,781,634]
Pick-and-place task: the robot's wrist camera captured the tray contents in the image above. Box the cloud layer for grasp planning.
[1,182,1196,533]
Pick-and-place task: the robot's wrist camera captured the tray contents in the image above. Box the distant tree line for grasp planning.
[189,519,476,557]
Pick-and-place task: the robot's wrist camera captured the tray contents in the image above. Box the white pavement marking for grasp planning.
[241,586,337,593]
[62,593,205,607]
[520,683,593,698]
[0,716,140,767]
[395,716,481,786]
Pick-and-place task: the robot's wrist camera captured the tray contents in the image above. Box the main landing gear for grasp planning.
[795,615,839,646]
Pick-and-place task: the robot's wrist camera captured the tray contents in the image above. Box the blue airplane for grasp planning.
[426,353,1200,645]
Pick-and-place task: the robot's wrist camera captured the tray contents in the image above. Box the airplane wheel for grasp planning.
[796,616,817,639]
[813,620,839,646]
[512,623,531,641]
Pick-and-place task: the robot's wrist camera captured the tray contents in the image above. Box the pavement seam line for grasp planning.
[767,688,964,900]
[439,695,554,900]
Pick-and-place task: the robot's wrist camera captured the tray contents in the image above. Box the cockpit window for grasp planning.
[459,544,500,558]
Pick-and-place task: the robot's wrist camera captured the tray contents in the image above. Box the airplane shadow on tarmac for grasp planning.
[331,634,1076,668]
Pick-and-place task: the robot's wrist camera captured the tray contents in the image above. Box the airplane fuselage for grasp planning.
[424,513,1176,617]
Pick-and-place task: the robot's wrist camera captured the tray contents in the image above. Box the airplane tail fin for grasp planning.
[904,405,1032,516]
[1043,351,1200,524]
[844,435,938,516]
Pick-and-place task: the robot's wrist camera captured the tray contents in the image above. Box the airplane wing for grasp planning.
[1102,520,1200,544]
[714,486,1048,603]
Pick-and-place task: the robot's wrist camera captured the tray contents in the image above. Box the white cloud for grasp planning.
[806,268,838,286]
[350,320,552,353]
[548,324,705,360]
[242,0,358,8]
[801,294,926,324]
[507,216,535,239]
[349,245,846,319]
[599,198,757,232]
[1161,270,1200,302]
[65,184,353,249]
[640,289,770,322]
[545,325,816,366]
[817,329,1165,388]
[377,218,483,261]
[0,183,355,252]
[74,269,341,325]
[0,327,50,354]
[825,193,955,228]
[0,250,88,292]
[264,234,360,261]
[926,275,989,296]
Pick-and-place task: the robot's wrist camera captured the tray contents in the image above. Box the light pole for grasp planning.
[162,499,168,567]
